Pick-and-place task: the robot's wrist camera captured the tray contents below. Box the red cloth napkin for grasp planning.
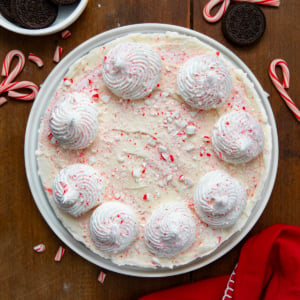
[139,224,300,300]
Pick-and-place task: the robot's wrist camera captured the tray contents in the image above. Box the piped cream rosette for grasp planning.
[89,201,139,254]
[177,55,232,110]
[144,202,196,258]
[194,170,247,228]
[49,92,99,150]
[102,42,162,100]
[212,111,264,164]
[53,164,105,217]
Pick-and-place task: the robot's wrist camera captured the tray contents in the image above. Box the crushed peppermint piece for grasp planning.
[61,30,71,39]
[175,120,187,128]
[166,174,173,182]
[184,144,195,152]
[132,168,142,178]
[89,156,96,165]
[33,244,46,253]
[63,79,72,87]
[158,145,167,153]
[98,271,106,283]
[186,125,196,135]
[53,46,63,63]
[117,156,125,163]
[101,95,110,103]
[160,152,168,161]
[178,175,185,182]
[54,246,65,261]
[184,178,194,187]
[152,257,161,265]
[203,136,211,143]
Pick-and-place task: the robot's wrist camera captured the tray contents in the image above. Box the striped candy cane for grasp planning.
[269,59,300,121]
[1,50,25,84]
[235,0,280,6]
[54,246,65,261]
[203,0,280,23]
[203,0,230,23]
[0,50,39,103]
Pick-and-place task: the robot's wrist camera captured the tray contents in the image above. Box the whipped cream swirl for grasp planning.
[144,202,196,258]
[49,92,98,149]
[89,201,139,253]
[194,170,247,228]
[102,42,162,100]
[177,55,232,110]
[212,111,264,164]
[53,164,105,217]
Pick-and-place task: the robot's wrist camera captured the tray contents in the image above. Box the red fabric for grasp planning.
[139,224,300,300]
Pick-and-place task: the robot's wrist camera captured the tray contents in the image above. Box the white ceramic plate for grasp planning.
[0,0,88,36]
[25,23,278,277]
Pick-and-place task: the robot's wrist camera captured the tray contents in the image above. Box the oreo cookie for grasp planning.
[50,0,79,5]
[222,3,266,47]
[11,0,58,29]
[0,0,17,23]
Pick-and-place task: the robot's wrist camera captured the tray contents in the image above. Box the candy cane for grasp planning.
[269,59,300,121]
[0,81,39,101]
[203,0,230,23]
[234,0,280,6]
[203,0,280,23]
[28,53,44,68]
[1,50,25,85]
[97,271,107,284]
[0,97,8,106]
[53,46,63,63]
[61,29,71,39]
[0,50,39,103]
[54,246,65,261]
[33,244,46,253]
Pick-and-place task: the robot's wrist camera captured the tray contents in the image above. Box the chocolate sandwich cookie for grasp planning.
[50,0,79,5]
[0,0,17,23]
[222,3,266,47]
[11,0,58,29]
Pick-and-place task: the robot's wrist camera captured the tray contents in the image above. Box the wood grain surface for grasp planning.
[0,1,299,299]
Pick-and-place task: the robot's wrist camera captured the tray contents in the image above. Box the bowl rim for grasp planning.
[24,23,279,277]
[0,0,88,36]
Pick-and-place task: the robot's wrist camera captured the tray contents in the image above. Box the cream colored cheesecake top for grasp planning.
[37,32,272,269]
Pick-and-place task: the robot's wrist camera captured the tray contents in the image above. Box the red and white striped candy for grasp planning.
[269,59,300,122]
[203,0,280,23]
[203,136,211,143]
[234,0,280,6]
[33,243,46,253]
[203,0,230,23]
[0,97,8,106]
[1,81,39,101]
[54,246,65,261]
[1,50,25,85]
[61,29,71,39]
[53,46,63,63]
[28,53,44,68]
[0,50,39,102]
[97,271,107,284]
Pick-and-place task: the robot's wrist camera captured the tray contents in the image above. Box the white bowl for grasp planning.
[24,23,278,277]
[0,0,88,36]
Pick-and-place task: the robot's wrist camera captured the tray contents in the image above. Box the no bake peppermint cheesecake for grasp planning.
[36,32,272,268]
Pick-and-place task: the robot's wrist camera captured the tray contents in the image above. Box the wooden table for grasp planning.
[0,1,299,299]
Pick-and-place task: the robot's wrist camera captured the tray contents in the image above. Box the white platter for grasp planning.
[25,23,278,277]
[0,0,88,36]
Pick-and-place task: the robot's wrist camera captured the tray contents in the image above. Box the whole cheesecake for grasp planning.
[36,31,272,269]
